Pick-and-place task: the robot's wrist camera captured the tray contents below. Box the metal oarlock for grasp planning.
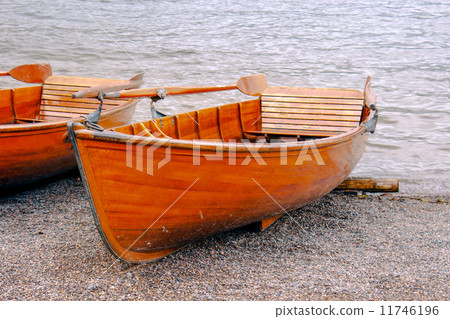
[150,89,168,119]
[83,92,104,131]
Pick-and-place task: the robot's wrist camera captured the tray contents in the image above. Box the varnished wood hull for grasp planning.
[0,102,137,189]
[70,122,370,263]
[69,77,377,263]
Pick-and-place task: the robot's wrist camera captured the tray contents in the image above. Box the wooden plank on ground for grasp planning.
[336,178,399,192]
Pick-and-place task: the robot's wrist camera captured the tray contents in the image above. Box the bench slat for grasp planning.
[262,96,363,105]
[39,110,80,118]
[41,94,124,105]
[41,99,117,110]
[263,87,364,99]
[261,101,363,110]
[40,105,96,115]
[245,129,341,137]
[262,112,360,122]
[262,123,350,133]
[263,117,357,127]
[42,84,87,92]
[262,107,362,116]
[43,75,126,87]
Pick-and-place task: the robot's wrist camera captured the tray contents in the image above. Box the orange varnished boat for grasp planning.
[68,75,378,263]
[0,64,141,189]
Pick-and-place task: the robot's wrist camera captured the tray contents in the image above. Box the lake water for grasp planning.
[1,0,448,194]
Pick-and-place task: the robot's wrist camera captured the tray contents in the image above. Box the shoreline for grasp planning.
[0,174,448,300]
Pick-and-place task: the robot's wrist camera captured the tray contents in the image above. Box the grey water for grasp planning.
[0,0,448,194]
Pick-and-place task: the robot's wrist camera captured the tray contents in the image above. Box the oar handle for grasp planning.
[72,80,144,99]
[104,85,237,98]
[72,72,144,99]
[0,72,8,76]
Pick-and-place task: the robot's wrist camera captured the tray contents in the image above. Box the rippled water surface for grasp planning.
[0,0,448,194]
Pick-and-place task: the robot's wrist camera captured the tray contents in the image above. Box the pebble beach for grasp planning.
[0,173,448,301]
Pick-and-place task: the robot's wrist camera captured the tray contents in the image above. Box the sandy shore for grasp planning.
[0,173,448,300]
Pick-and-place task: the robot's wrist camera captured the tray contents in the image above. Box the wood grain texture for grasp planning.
[197,107,221,140]
[239,99,261,131]
[70,78,376,263]
[263,86,364,99]
[218,103,243,142]
[154,116,178,138]
[13,86,42,120]
[72,122,370,263]
[175,111,198,140]
[39,76,132,121]
[1,63,52,83]
[0,75,139,189]
[336,178,399,192]
[0,89,14,124]
[260,86,363,137]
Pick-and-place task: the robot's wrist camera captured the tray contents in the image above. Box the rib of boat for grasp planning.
[0,64,142,189]
[68,74,378,263]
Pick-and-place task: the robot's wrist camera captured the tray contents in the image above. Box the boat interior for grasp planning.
[112,86,368,143]
[0,76,132,125]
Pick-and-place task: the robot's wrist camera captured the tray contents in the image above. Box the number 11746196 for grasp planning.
[380,305,439,316]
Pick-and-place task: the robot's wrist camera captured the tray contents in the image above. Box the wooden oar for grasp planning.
[71,72,144,99]
[0,63,52,83]
[103,74,268,99]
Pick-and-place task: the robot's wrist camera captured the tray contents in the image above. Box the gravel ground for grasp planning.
[0,173,448,301]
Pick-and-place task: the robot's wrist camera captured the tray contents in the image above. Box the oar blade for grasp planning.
[7,63,52,83]
[235,74,268,96]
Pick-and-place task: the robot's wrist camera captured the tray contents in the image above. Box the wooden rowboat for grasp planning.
[68,75,378,263]
[0,64,141,189]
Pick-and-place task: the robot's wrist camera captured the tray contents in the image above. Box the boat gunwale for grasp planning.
[70,108,375,153]
[0,98,139,133]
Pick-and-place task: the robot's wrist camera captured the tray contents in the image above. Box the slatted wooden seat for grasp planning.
[245,86,364,138]
[38,76,132,121]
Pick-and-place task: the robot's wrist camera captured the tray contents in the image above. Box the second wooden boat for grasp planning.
[68,75,378,263]
[0,64,142,189]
